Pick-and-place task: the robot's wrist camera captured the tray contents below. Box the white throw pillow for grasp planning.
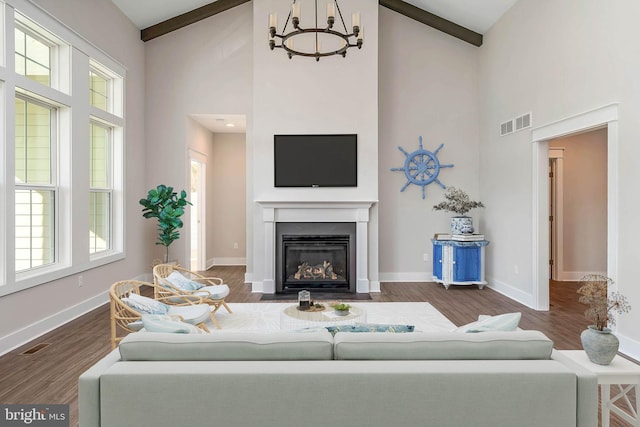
[165,271,204,291]
[123,292,169,315]
[456,312,521,333]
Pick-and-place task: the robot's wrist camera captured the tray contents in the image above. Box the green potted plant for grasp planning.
[577,274,631,365]
[433,187,484,234]
[332,303,351,316]
[139,184,192,263]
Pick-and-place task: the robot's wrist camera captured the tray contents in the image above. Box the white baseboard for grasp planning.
[251,281,264,293]
[134,272,153,283]
[0,290,109,356]
[368,280,381,293]
[556,270,607,281]
[379,272,432,282]
[485,277,536,309]
[206,257,247,269]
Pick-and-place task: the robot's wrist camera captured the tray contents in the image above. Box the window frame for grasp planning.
[14,93,59,273]
[89,120,113,255]
[14,23,53,87]
[89,68,111,113]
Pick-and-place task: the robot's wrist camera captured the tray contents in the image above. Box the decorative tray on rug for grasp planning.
[296,304,326,312]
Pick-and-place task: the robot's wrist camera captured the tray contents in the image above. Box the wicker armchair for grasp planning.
[109,280,211,349]
[153,264,233,321]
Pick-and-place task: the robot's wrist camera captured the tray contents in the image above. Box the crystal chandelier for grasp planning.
[269,0,363,61]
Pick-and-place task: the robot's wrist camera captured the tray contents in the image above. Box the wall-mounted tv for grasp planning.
[274,134,357,188]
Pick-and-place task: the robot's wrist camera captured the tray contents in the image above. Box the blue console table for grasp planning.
[432,239,489,289]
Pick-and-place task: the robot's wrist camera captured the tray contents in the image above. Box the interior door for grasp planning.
[190,153,207,271]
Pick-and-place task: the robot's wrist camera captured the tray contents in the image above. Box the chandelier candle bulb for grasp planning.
[358,26,364,42]
[292,3,300,19]
[327,2,335,19]
[352,12,360,31]
[269,13,277,29]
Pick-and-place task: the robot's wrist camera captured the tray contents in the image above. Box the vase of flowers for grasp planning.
[577,274,631,365]
[433,187,484,235]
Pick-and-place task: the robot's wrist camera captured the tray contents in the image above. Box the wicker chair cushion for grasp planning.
[166,305,212,326]
[122,293,169,315]
[141,314,203,334]
[165,271,204,291]
[194,284,230,300]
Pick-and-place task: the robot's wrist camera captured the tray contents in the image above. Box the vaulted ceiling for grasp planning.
[111,0,517,46]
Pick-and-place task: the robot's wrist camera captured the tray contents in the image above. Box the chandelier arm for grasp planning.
[282,1,295,33]
[334,0,350,34]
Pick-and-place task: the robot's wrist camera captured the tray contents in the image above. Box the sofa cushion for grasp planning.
[333,330,553,360]
[119,331,334,361]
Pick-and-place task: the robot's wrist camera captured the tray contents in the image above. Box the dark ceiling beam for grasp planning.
[379,0,482,47]
[141,0,251,42]
[141,0,482,47]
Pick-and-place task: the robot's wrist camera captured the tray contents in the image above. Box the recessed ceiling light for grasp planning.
[225,123,235,127]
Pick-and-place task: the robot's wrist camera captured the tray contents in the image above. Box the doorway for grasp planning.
[531,104,618,311]
[548,149,564,281]
[190,151,207,271]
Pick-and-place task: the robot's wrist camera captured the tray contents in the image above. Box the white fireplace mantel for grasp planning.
[256,200,377,294]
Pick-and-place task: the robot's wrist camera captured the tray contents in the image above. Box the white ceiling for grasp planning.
[190,114,247,133]
[403,0,517,33]
[113,0,517,134]
[111,0,517,34]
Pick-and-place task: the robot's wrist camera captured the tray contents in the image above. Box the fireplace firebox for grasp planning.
[276,223,356,293]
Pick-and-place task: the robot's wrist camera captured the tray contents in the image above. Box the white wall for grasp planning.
[378,7,480,281]
[208,133,247,266]
[250,0,380,291]
[144,3,253,266]
[0,0,147,352]
[479,0,640,358]
[549,129,607,279]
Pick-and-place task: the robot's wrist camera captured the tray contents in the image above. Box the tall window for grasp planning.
[14,96,57,271]
[89,122,112,254]
[2,3,126,295]
[14,25,52,86]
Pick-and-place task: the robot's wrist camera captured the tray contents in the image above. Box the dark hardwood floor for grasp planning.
[0,268,635,426]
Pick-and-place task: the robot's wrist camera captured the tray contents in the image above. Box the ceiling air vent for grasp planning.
[515,113,532,131]
[500,120,514,136]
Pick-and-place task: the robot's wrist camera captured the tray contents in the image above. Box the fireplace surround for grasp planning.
[256,201,376,294]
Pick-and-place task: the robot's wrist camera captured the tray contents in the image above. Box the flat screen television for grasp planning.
[274,134,357,187]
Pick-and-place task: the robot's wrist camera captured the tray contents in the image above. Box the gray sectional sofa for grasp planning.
[79,330,597,427]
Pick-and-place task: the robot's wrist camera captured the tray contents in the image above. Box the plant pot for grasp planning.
[450,216,474,235]
[580,325,619,365]
[334,309,350,316]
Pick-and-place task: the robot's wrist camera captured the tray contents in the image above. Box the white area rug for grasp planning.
[208,302,456,332]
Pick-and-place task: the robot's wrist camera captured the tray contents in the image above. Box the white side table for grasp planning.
[556,350,640,427]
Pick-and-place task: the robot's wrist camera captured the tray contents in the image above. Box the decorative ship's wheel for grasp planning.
[390,136,454,199]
